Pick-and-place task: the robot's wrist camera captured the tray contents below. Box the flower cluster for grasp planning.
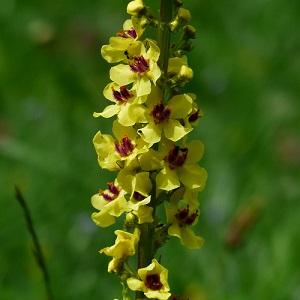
[91,1,207,299]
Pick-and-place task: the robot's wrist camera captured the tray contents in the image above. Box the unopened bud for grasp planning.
[139,15,149,28]
[178,7,191,22]
[173,50,185,57]
[120,271,131,282]
[169,19,180,32]
[126,212,136,223]
[179,65,193,81]
[183,25,197,39]
[169,7,192,32]
[181,40,193,52]
[127,0,145,16]
[108,258,124,273]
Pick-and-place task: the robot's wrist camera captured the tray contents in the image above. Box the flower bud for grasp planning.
[120,271,131,282]
[169,8,192,32]
[178,7,191,22]
[179,65,193,81]
[127,0,145,16]
[169,19,180,32]
[181,40,193,52]
[108,258,124,273]
[139,15,149,28]
[126,212,136,223]
[183,25,197,40]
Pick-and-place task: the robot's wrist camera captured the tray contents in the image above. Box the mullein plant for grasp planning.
[91,0,207,299]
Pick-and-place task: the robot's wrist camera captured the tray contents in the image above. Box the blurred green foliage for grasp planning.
[1,0,300,299]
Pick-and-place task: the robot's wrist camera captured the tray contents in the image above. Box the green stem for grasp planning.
[157,0,173,102]
[157,0,173,76]
[136,187,156,300]
[136,1,173,299]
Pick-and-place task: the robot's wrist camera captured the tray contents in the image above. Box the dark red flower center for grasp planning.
[133,191,145,201]
[117,28,137,39]
[99,182,120,201]
[145,274,163,291]
[129,55,149,73]
[112,86,133,104]
[175,205,199,227]
[165,145,188,169]
[188,109,201,123]
[150,101,171,124]
[115,135,136,157]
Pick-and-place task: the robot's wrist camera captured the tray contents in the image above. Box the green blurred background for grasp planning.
[1,0,300,299]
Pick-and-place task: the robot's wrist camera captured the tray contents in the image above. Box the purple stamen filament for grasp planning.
[175,205,199,227]
[117,28,137,39]
[133,191,145,201]
[150,101,171,124]
[115,135,136,157]
[165,145,188,169]
[112,86,133,105]
[99,182,120,201]
[188,109,201,123]
[129,55,150,74]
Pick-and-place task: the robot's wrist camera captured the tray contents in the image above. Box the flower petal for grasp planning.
[178,165,207,190]
[163,119,192,142]
[133,76,152,97]
[186,139,205,163]
[168,223,204,249]
[117,104,136,126]
[156,167,180,191]
[139,149,162,171]
[93,104,120,119]
[169,94,192,118]
[110,64,136,86]
[139,122,162,145]
[91,210,116,227]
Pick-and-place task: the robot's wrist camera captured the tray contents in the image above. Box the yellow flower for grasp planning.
[117,169,154,224]
[101,17,146,63]
[117,168,152,198]
[110,40,161,97]
[91,180,127,227]
[138,85,193,146]
[93,121,149,171]
[100,228,140,259]
[131,202,154,223]
[165,188,204,249]
[125,196,154,224]
[127,259,171,300]
[183,95,203,128]
[139,138,207,191]
[93,82,147,126]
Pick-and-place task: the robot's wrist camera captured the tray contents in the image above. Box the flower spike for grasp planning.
[91,1,207,299]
